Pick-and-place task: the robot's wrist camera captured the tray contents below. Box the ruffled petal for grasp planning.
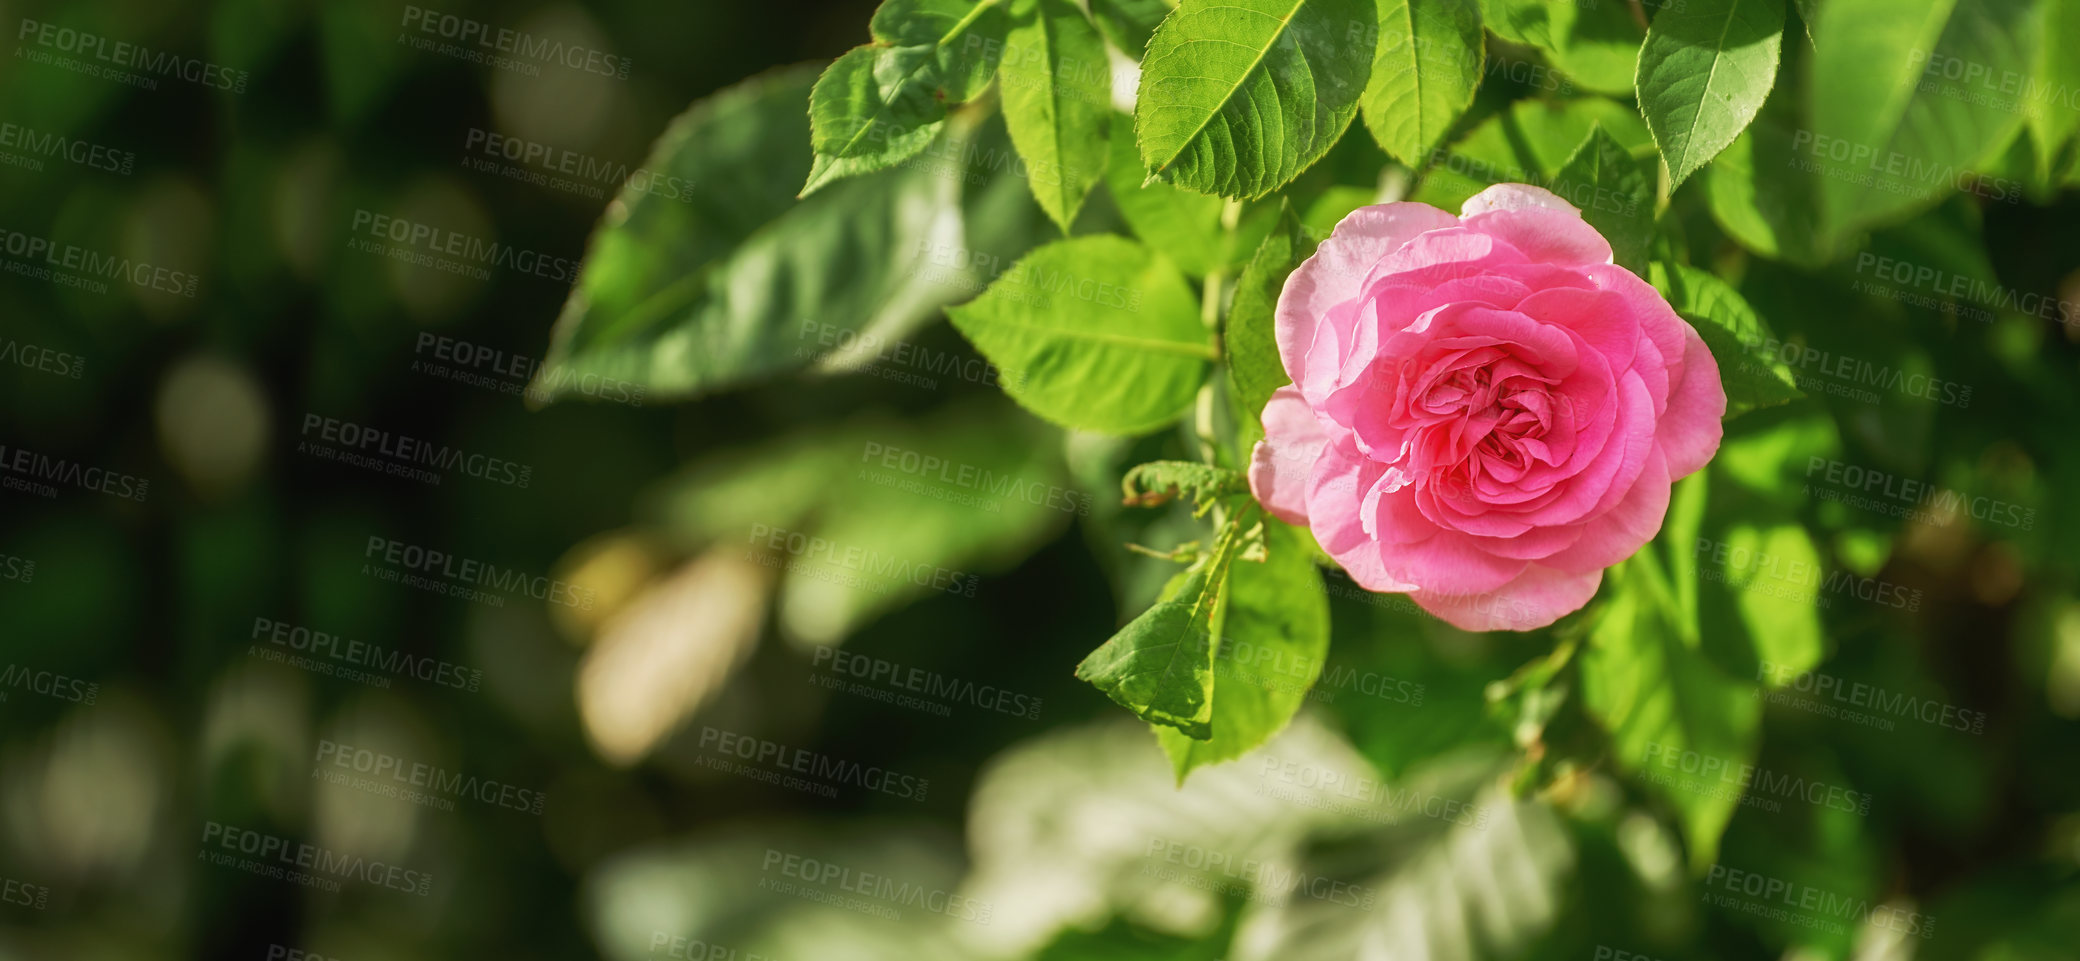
[1412,563,1603,631]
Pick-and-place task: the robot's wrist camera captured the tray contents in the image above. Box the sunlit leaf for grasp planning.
[1135,0,1377,199]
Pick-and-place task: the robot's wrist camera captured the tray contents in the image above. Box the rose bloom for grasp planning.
[1249,184,1724,631]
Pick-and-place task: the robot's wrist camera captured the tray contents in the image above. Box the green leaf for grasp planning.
[1410,96,1652,211]
[1807,0,2038,241]
[1000,0,1114,230]
[1580,561,1761,869]
[802,0,1009,196]
[1648,262,1802,417]
[1636,0,1786,188]
[1156,520,1331,779]
[1089,0,1175,57]
[1699,79,1831,262]
[1105,112,1277,275]
[1548,125,1654,274]
[1361,0,1485,166]
[536,66,969,404]
[1696,521,1827,683]
[873,0,1012,98]
[2027,0,2080,178]
[1076,518,1249,738]
[1477,0,1643,95]
[948,235,1213,435]
[1225,203,1313,455]
[1134,0,1378,199]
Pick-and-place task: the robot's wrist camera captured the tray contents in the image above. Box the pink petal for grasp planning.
[1412,563,1604,632]
[1462,207,1615,267]
[1656,321,1726,479]
[1277,203,1459,394]
[1538,449,1673,574]
[1461,183,1578,217]
[1307,436,1418,592]
[1368,489,1529,595]
[1248,386,1326,525]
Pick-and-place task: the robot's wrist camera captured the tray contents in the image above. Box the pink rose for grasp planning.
[1248,184,1725,631]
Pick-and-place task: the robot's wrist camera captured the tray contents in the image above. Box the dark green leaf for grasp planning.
[1649,261,1802,417]
[537,66,975,404]
[1411,97,1652,211]
[1226,203,1313,454]
[1548,125,1654,274]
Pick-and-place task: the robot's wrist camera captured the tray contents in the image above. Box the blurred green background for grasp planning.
[6,1,2080,960]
